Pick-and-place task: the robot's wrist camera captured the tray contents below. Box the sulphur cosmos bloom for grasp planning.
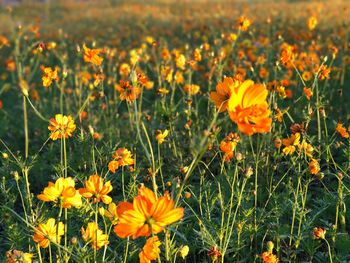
[81,222,109,250]
[79,174,113,204]
[139,236,161,263]
[83,44,103,66]
[48,114,76,140]
[33,218,64,248]
[114,185,184,239]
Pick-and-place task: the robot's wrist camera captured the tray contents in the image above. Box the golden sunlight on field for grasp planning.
[0,0,350,262]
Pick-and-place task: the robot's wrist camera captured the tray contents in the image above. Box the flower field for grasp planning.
[1,0,350,262]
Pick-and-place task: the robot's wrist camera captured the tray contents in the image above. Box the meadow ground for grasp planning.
[1,0,350,262]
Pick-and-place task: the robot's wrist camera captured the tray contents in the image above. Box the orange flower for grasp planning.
[262,252,278,263]
[33,218,64,248]
[282,133,301,155]
[108,148,135,173]
[115,80,141,102]
[183,84,200,95]
[81,222,109,250]
[114,185,184,239]
[280,43,296,66]
[237,16,251,31]
[79,175,113,204]
[48,114,76,140]
[5,59,16,72]
[309,159,320,175]
[0,35,9,48]
[336,122,349,139]
[313,227,326,239]
[41,66,59,87]
[37,177,82,208]
[6,250,33,263]
[83,44,103,66]
[303,87,313,100]
[139,236,161,263]
[317,65,330,80]
[0,100,3,110]
[119,63,131,77]
[227,80,272,136]
[210,77,241,112]
[220,133,240,161]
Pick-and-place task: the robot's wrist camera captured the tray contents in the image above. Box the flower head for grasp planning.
[79,175,113,204]
[5,250,33,263]
[115,80,141,102]
[83,44,103,66]
[309,159,320,175]
[262,251,278,263]
[108,148,135,173]
[237,16,251,31]
[37,177,82,208]
[210,77,241,112]
[336,122,349,139]
[220,133,240,161]
[307,16,318,30]
[114,185,184,239]
[227,80,272,136]
[33,218,64,248]
[41,66,59,87]
[48,114,76,140]
[156,130,169,144]
[139,236,161,263]
[313,227,326,239]
[81,222,109,250]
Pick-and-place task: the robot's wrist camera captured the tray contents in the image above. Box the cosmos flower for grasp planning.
[115,80,141,102]
[183,84,200,95]
[37,177,82,208]
[303,87,313,100]
[307,16,318,30]
[108,148,135,173]
[210,77,241,112]
[5,250,33,263]
[313,227,326,239]
[41,66,59,88]
[227,80,272,136]
[79,175,113,204]
[48,114,76,140]
[261,251,279,263]
[336,122,349,139]
[81,222,109,250]
[139,236,161,263]
[114,185,184,239]
[282,133,301,155]
[220,133,240,161]
[237,16,251,31]
[156,130,169,144]
[83,44,103,66]
[309,159,320,175]
[33,218,64,248]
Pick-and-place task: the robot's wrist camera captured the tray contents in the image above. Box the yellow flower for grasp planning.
[183,84,200,95]
[48,114,76,140]
[307,16,318,31]
[237,16,251,31]
[5,250,33,263]
[81,222,109,250]
[33,218,64,248]
[79,174,113,204]
[83,44,103,66]
[156,129,169,144]
[282,133,301,155]
[37,177,82,208]
[41,66,58,88]
[103,202,120,225]
[178,245,189,259]
[139,236,161,263]
[108,148,135,173]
